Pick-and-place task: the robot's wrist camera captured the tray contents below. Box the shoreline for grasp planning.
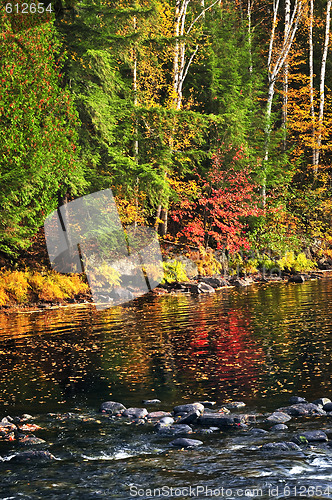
[1,268,331,315]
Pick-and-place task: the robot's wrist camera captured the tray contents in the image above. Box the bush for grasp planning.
[161,260,188,284]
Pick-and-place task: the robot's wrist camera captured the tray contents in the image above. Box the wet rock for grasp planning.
[217,407,231,414]
[142,399,161,405]
[277,403,326,417]
[312,398,331,407]
[232,278,253,287]
[323,402,332,412]
[266,412,292,424]
[18,436,46,446]
[289,396,307,404]
[122,408,148,419]
[197,413,255,428]
[175,410,200,425]
[197,282,215,293]
[271,424,288,431]
[250,428,269,435]
[157,424,192,436]
[198,277,227,288]
[173,403,205,415]
[9,450,56,462]
[293,430,328,444]
[170,438,203,448]
[198,401,216,408]
[0,419,18,440]
[288,275,305,283]
[147,411,172,420]
[159,417,174,426]
[259,441,302,453]
[99,401,126,415]
[223,401,246,409]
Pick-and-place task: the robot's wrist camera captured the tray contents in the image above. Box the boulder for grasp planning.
[122,408,148,419]
[232,278,253,287]
[147,411,172,420]
[277,403,326,417]
[157,424,192,436]
[197,413,255,428]
[175,411,200,425]
[158,417,174,426]
[197,282,215,293]
[142,399,161,405]
[10,450,56,462]
[198,401,217,408]
[259,441,302,452]
[288,275,305,283]
[223,401,246,409]
[323,402,332,412]
[271,424,288,432]
[170,438,203,448]
[312,398,331,407]
[266,412,292,424]
[173,403,205,415]
[293,430,328,444]
[99,401,126,415]
[18,436,46,446]
[198,277,228,288]
[289,396,307,404]
[249,428,269,435]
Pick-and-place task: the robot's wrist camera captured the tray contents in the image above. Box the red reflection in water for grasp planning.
[173,306,265,396]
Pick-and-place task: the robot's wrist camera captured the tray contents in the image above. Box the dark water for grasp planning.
[0,278,332,499]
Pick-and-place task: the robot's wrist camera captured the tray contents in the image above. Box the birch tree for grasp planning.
[262,0,303,205]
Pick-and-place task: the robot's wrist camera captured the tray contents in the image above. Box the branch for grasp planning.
[181,44,199,85]
[186,0,220,34]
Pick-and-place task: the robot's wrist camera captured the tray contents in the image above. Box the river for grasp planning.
[0,277,332,499]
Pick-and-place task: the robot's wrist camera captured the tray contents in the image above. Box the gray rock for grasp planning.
[157,424,192,436]
[143,399,161,405]
[271,424,288,431]
[99,401,126,415]
[288,275,305,283]
[289,396,307,404]
[147,411,172,420]
[173,403,205,415]
[10,450,56,462]
[232,278,253,287]
[198,277,226,288]
[198,401,217,408]
[323,402,332,412]
[197,282,215,293]
[293,430,328,444]
[159,417,174,426]
[266,412,292,424]
[18,436,46,446]
[175,411,200,425]
[250,428,269,435]
[122,408,148,419]
[223,401,246,409]
[170,438,203,448]
[312,398,331,407]
[197,413,255,428]
[260,441,302,452]
[277,403,326,417]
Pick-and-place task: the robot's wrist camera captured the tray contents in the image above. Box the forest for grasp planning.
[1,0,332,282]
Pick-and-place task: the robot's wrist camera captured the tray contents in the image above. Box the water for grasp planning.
[0,277,332,499]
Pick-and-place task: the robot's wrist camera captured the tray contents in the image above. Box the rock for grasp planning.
[271,424,288,431]
[173,403,205,415]
[278,403,326,417]
[175,410,200,425]
[198,401,217,408]
[0,420,18,440]
[198,277,227,288]
[159,417,174,426]
[110,287,134,302]
[293,430,328,444]
[99,401,126,415]
[250,428,269,435]
[147,411,172,420]
[223,401,246,409]
[9,450,56,462]
[312,398,331,407]
[122,408,148,419]
[170,438,203,448]
[323,402,332,412]
[260,441,302,452]
[266,412,292,424]
[142,399,161,405]
[197,282,215,293]
[317,256,332,270]
[157,424,192,436]
[232,278,253,287]
[197,413,255,428]
[217,407,231,414]
[288,275,305,283]
[289,396,307,404]
[18,436,46,446]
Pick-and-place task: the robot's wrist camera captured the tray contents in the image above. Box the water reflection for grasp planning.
[0,278,331,415]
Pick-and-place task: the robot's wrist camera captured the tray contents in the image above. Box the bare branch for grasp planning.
[186,0,220,34]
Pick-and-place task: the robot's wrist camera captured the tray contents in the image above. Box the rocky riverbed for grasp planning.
[1,395,332,463]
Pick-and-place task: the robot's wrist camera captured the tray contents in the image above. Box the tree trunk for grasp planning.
[309,0,316,166]
[282,0,290,151]
[314,0,331,171]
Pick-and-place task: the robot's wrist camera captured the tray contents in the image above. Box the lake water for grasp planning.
[0,277,332,499]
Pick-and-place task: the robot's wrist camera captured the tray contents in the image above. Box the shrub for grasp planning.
[161,260,188,284]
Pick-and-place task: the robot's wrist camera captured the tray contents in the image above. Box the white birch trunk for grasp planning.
[282,0,290,150]
[309,0,316,166]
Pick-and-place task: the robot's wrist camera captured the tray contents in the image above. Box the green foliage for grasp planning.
[278,252,316,273]
[161,260,188,284]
